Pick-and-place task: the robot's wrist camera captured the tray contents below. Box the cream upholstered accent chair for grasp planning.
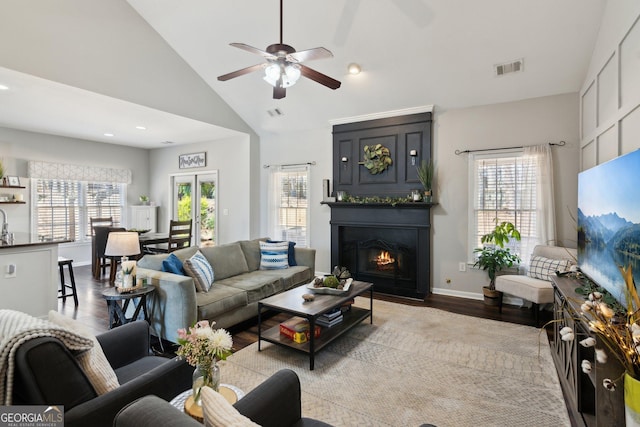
[495,244,577,325]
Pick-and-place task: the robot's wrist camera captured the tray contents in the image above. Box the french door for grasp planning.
[171,172,218,247]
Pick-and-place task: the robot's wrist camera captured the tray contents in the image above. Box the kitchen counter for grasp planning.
[0,232,72,248]
[0,235,72,318]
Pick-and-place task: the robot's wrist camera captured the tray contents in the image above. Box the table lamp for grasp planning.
[105,231,141,286]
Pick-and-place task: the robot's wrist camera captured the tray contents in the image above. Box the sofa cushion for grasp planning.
[138,254,169,271]
[216,272,284,304]
[196,284,248,320]
[266,239,297,266]
[256,266,313,290]
[238,238,269,272]
[200,243,249,280]
[161,253,185,275]
[528,255,570,281]
[184,250,215,292]
[259,241,289,270]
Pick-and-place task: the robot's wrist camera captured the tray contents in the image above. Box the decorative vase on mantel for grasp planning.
[625,372,640,426]
[192,361,220,406]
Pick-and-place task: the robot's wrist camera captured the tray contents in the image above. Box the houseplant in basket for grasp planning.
[473,221,521,305]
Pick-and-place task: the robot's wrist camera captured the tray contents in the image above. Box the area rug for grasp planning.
[218,298,569,427]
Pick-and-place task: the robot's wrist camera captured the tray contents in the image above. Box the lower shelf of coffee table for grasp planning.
[260,306,371,354]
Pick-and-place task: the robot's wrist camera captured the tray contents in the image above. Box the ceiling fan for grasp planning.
[217,0,341,99]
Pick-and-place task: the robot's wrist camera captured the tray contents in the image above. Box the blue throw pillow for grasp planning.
[266,239,297,266]
[260,241,290,270]
[161,253,185,275]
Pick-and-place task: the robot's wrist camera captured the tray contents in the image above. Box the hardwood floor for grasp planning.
[58,264,550,352]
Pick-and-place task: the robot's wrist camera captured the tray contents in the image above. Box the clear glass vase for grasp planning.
[192,361,220,406]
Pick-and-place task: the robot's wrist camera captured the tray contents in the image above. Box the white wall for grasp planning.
[432,94,579,298]
[580,1,640,167]
[149,135,251,244]
[0,126,150,264]
[260,93,580,294]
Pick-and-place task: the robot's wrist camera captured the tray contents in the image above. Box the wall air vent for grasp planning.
[494,59,524,76]
[267,108,284,117]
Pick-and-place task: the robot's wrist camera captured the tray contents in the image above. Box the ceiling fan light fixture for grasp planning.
[263,63,301,88]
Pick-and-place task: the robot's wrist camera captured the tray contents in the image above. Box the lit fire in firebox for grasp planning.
[375,251,395,267]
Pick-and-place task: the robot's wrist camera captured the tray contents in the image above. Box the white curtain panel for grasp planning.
[267,166,286,241]
[523,144,556,258]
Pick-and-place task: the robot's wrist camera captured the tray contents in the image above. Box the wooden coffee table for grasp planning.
[257,280,373,370]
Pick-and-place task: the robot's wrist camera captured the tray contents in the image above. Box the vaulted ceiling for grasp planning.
[0,0,607,147]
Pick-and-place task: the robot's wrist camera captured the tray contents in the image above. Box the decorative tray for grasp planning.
[116,284,143,294]
[306,278,353,295]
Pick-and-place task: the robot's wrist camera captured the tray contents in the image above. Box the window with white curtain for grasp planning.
[33,179,125,242]
[267,165,310,247]
[469,151,539,264]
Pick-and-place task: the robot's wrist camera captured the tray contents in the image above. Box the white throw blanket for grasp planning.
[0,309,93,405]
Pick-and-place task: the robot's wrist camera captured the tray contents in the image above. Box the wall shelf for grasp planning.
[0,185,25,189]
[0,201,26,204]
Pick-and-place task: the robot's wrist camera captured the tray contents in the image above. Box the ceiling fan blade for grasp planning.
[287,47,333,63]
[299,65,341,90]
[273,86,286,99]
[229,43,276,59]
[217,63,266,81]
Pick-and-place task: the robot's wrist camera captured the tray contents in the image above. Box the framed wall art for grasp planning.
[179,152,206,169]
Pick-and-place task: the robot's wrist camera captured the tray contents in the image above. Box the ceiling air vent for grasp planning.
[494,59,524,76]
[267,108,284,117]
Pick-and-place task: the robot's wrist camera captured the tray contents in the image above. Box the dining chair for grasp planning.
[93,226,126,281]
[90,217,113,279]
[146,220,192,253]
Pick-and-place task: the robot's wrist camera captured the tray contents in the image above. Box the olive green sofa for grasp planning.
[136,238,315,343]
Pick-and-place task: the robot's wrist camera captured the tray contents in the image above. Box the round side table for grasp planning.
[101,285,155,329]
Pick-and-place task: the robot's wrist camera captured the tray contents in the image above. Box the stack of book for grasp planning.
[279,316,321,344]
[316,308,343,328]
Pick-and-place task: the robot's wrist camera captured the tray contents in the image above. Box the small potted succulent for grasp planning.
[139,195,150,205]
[473,221,521,306]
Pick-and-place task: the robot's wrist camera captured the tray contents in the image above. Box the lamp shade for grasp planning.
[104,232,141,257]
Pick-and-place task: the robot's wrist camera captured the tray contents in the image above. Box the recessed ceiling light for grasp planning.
[161,141,174,145]
[135,126,147,130]
[0,84,9,91]
[104,133,114,137]
[347,63,362,75]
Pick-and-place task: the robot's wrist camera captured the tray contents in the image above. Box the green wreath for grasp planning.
[361,144,393,174]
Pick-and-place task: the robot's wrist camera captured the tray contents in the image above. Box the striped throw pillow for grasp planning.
[259,241,290,270]
[184,250,215,292]
[527,255,570,281]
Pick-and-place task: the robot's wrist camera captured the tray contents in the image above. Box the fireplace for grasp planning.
[328,203,431,299]
[329,111,433,299]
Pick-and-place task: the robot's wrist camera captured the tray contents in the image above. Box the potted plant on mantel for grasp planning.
[473,221,521,306]
[416,158,434,202]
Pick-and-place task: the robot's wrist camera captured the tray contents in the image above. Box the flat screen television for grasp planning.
[578,149,640,304]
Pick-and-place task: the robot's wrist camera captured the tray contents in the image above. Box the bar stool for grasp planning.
[58,257,78,307]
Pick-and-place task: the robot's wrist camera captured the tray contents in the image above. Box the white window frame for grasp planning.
[267,165,310,247]
[31,178,127,243]
[467,150,536,263]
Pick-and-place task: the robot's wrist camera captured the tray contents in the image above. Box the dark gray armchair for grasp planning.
[12,320,192,427]
[114,368,333,427]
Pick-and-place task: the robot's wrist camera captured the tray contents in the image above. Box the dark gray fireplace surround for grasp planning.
[327,112,433,299]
